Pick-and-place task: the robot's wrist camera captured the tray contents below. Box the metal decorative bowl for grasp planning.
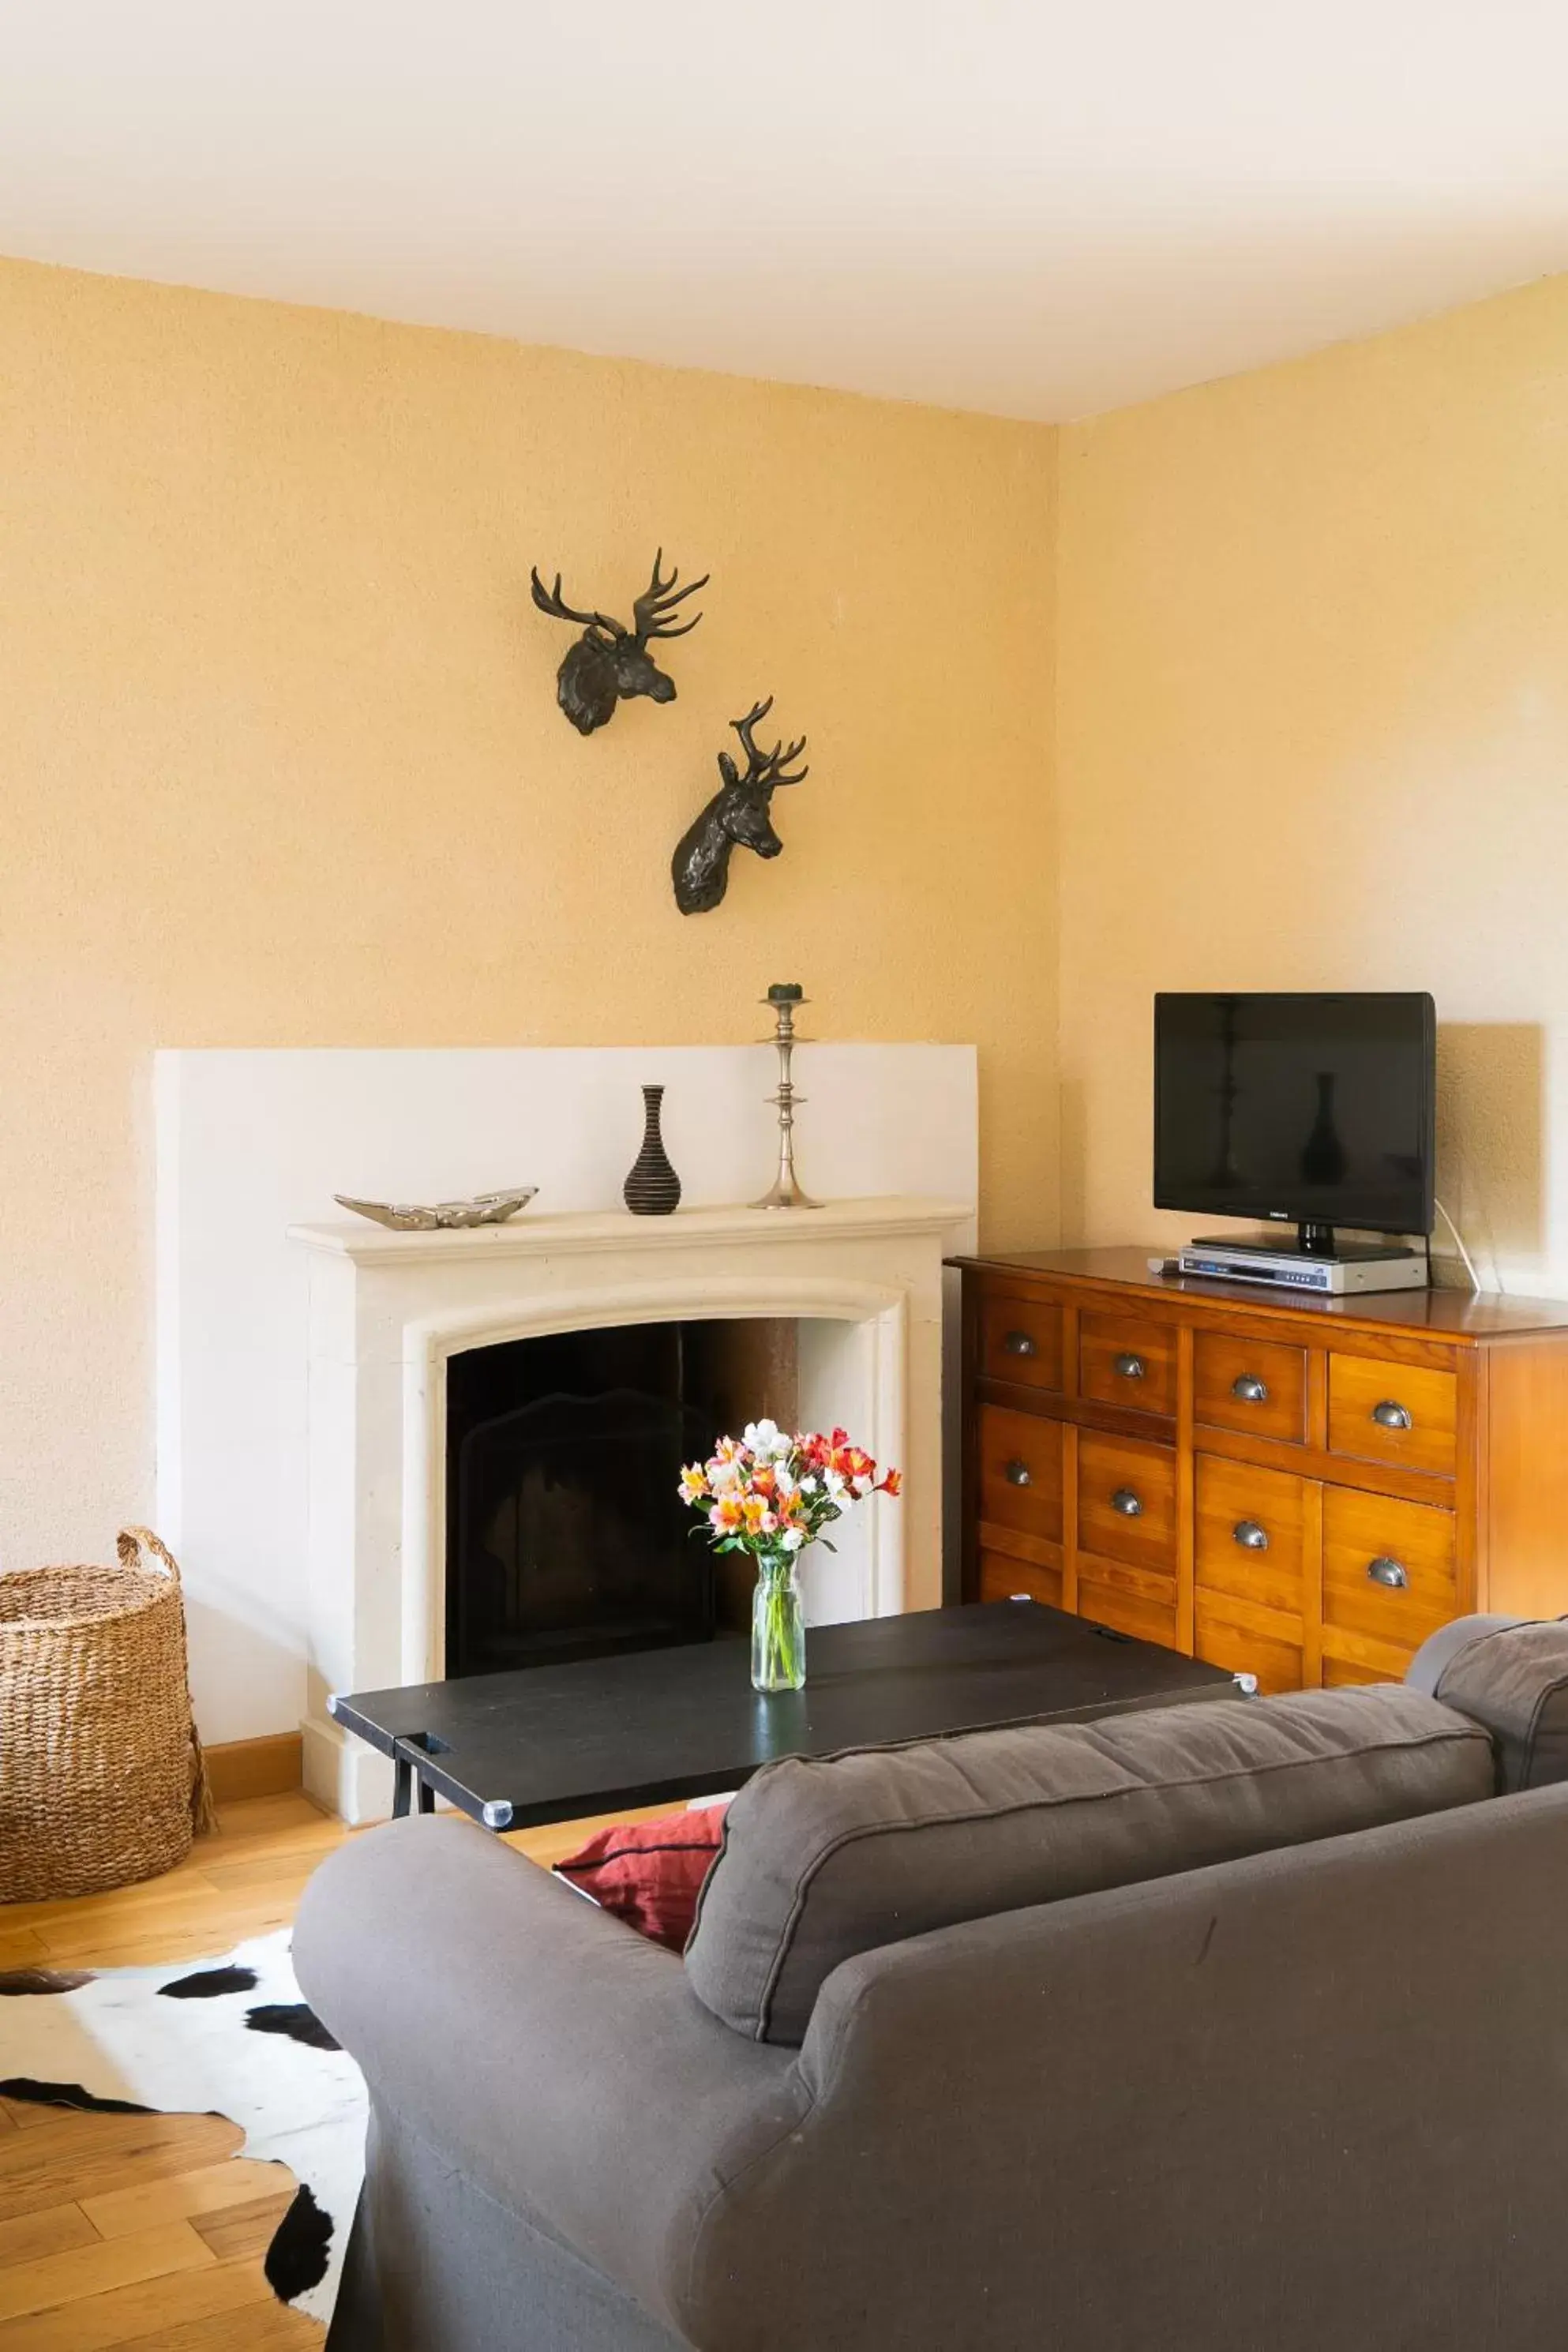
[332,1187,538,1232]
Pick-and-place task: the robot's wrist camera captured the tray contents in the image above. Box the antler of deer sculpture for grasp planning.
[529,549,708,735]
[671,698,810,915]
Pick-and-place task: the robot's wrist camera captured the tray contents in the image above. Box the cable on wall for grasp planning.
[1433,1195,1482,1294]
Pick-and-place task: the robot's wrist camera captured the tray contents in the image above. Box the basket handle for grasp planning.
[116,1525,182,1585]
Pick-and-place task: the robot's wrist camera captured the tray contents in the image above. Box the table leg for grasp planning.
[392,1754,413,1818]
[416,1776,436,1815]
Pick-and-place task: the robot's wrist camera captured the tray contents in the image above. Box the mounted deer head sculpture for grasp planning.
[529,549,707,735]
[671,698,809,915]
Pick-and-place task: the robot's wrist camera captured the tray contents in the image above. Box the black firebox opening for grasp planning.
[445,1321,726,1678]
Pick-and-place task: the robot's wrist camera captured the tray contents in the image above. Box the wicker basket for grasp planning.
[0,1527,216,1904]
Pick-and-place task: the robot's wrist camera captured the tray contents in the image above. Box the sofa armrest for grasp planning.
[293,1817,807,2328]
[1405,1611,1568,1789]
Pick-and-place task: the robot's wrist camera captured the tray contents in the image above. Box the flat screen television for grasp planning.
[1153,992,1436,1248]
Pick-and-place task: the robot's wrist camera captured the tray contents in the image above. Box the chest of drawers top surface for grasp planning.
[949,1245,1568,1345]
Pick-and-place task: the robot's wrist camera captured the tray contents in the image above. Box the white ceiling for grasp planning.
[4,2,1568,422]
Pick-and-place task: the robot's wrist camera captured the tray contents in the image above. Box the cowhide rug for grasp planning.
[0,1926,366,2326]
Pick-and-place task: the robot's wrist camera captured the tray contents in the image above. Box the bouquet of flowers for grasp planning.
[678,1421,901,1690]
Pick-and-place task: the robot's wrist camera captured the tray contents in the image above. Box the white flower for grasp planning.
[823,1467,849,1502]
[774,1464,796,1498]
[781,1526,806,1551]
[743,1419,782,1457]
[799,1475,818,1494]
[709,1457,742,1494]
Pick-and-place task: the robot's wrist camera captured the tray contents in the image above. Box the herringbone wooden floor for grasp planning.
[0,1791,656,2349]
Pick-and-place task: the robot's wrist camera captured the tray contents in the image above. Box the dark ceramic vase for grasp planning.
[623,1084,681,1216]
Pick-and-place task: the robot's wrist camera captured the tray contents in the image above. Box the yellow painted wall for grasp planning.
[0,256,1059,1574]
[1057,273,1568,1288]
[23,238,1558,1605]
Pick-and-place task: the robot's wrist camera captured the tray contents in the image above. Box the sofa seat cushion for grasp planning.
[1406,1614,1568,1791]
[685,1684,1492,2043]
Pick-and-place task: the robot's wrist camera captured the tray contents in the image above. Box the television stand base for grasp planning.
[1178,1237,1427,1296]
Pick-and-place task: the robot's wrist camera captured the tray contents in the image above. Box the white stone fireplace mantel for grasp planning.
[290,1195,971,1270]
[291,1195,969,1819]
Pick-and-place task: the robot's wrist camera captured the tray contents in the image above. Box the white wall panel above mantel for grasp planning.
[156,1045,977,1746]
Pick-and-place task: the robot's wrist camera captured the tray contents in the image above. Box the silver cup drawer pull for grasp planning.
[1232,1374,1269,1404]
[1367,1555,1409,1589]
[1004,1459,1033,1487]
[1111,1487,1143,1517]
[1232,1519,1270,1551]
[1371,1400,1412,1431]
[1112,1352,1146,1380]
[1002,1330,1037,1358]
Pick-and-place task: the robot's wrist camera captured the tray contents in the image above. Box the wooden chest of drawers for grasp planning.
[955,1247,1568,1691]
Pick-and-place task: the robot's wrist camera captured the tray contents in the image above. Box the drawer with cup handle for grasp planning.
[1193,1331,1307,1445]
[1195,1454,1311,1694]
[978,1284,1063,1393]
[1076,1431,1178,1574]
[1195,1454,1311,1618]
[1322,1485,1458,1673]
[1327,1353,1457,1480]
[977,1405,1065,1547]
[1078,1312,1176,1418]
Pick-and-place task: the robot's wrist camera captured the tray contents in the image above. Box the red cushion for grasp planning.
[552,1805,729,1950]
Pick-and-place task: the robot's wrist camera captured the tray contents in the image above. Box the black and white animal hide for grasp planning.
[0,1926,365,2325]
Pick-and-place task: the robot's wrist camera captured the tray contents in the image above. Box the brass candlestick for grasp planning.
[752,983,821,1209]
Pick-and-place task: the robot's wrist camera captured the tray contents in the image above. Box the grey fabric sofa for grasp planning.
[294,1616,1568,2352]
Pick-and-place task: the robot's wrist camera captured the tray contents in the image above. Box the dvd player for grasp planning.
[1176,1240,1427,1295]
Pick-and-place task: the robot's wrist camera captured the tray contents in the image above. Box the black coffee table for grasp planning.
[328,1599,1242,1831]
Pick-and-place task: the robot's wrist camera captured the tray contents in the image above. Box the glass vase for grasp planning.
[752,1556,806,1692]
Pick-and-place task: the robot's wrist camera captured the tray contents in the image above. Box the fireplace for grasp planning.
[445,1319,797,1674]
[286,1196,963,1820]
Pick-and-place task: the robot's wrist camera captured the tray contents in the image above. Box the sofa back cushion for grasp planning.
[684,1685,1491,2044]
[1406,1614,1568,1791]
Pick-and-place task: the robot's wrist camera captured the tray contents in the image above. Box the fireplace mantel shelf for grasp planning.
[288,1194,971,1268]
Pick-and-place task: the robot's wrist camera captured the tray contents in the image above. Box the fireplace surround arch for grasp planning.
[291,1197,966,1819]
[400,1274,910,1694]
